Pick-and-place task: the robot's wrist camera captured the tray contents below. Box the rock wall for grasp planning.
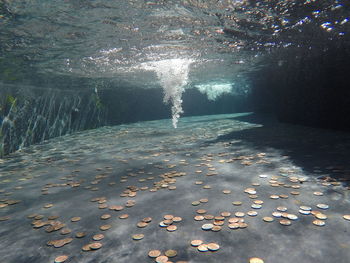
[0,84,106,157]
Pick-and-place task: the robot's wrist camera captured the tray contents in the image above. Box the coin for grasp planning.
[54,255,68,263]
[313,191,323,196]
[235,212,245,217]
[76,232,86,238]
[100,214,111,220]
[232,201,242,206]
[300,206,312,211]
[279,219,291,226]
[207,243,220,251]
[44,204,53,208]
[290,191,300,195]
[60,228,72,235]
[315,213,327,220]
[173,216,182,222]
[119,214,129,219]
[249,257,264,263]
[163,219,173,225]
[299,210,311,215]
[221,212,231,217]
[343,215,350,221]
[239,222,248,228]
[212,225,222,231]
[197,209,207,214]
[148,250,161,258]
[263,217,274,222]
[198,244,208,252]
[194,215,204,221]
[204,214,214,220]
[199,199,208,203]
[156,255,169,263]
[202,224,214,230]
[251,204,262,209]
[142,217,152,223]
[100,224,111,231]
[191,240,203,247]
[254,200,264,205]
[316,204,329,210]
[277,206,287,212]
[313,219,325,226]
[93,234,104,241]
[228,223,240,229]
[270,195,279,199]
[165,249,177,257]
[167,225,177,232]
[164,215,174,220]
[223,190,231,194]
[71,217,81,222]
[132,234,144,240]
[287,214,298,220]
[192,201,200,206]
[89,242,102,250]
[247,211,258,217]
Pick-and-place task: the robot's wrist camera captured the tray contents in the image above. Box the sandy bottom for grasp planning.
[0,113,350,263]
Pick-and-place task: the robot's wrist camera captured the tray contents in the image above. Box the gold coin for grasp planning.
[270,195,279,199]
[199,199,208,203]
[119,214,129,219]
[137,222,148,228]
[195,181,203,185]
[164,215,174,220]
[71,217,81,222]
[254,200,264,205]
[207,243,220,251]
[156,255,169,263]
[279,219,291,226]
[100,224,111,231]
[290,191,300,195]
[165,249,177,257]
[75,232,86,238]
[249,257,264,263]
[173,216,182,222]
[277,206,287,212]
[232,201,242,206]
[198,244,208,252]
[194,215,204,221]
[148,250,161,258]
[142,217,152,223]
[54,255,68,263]
[315,213,327,220]
[203,185,211,189]
[191,240,203,247]
[221,212,231,217]
[223,190,231,194]
[167,225,177,232]
[197,209,207,214]
[214,216,225,221]
[132,234,144,240]
[263,217,274,222]
[192,201,200,206]
[313,191,323,196]
[163,219,173,225]
[313,219,325,226]
[279,194,289,199]
[98,204,108,209]
[89,242,102,250]
[92,234,104,241]
[343,215,350,221]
